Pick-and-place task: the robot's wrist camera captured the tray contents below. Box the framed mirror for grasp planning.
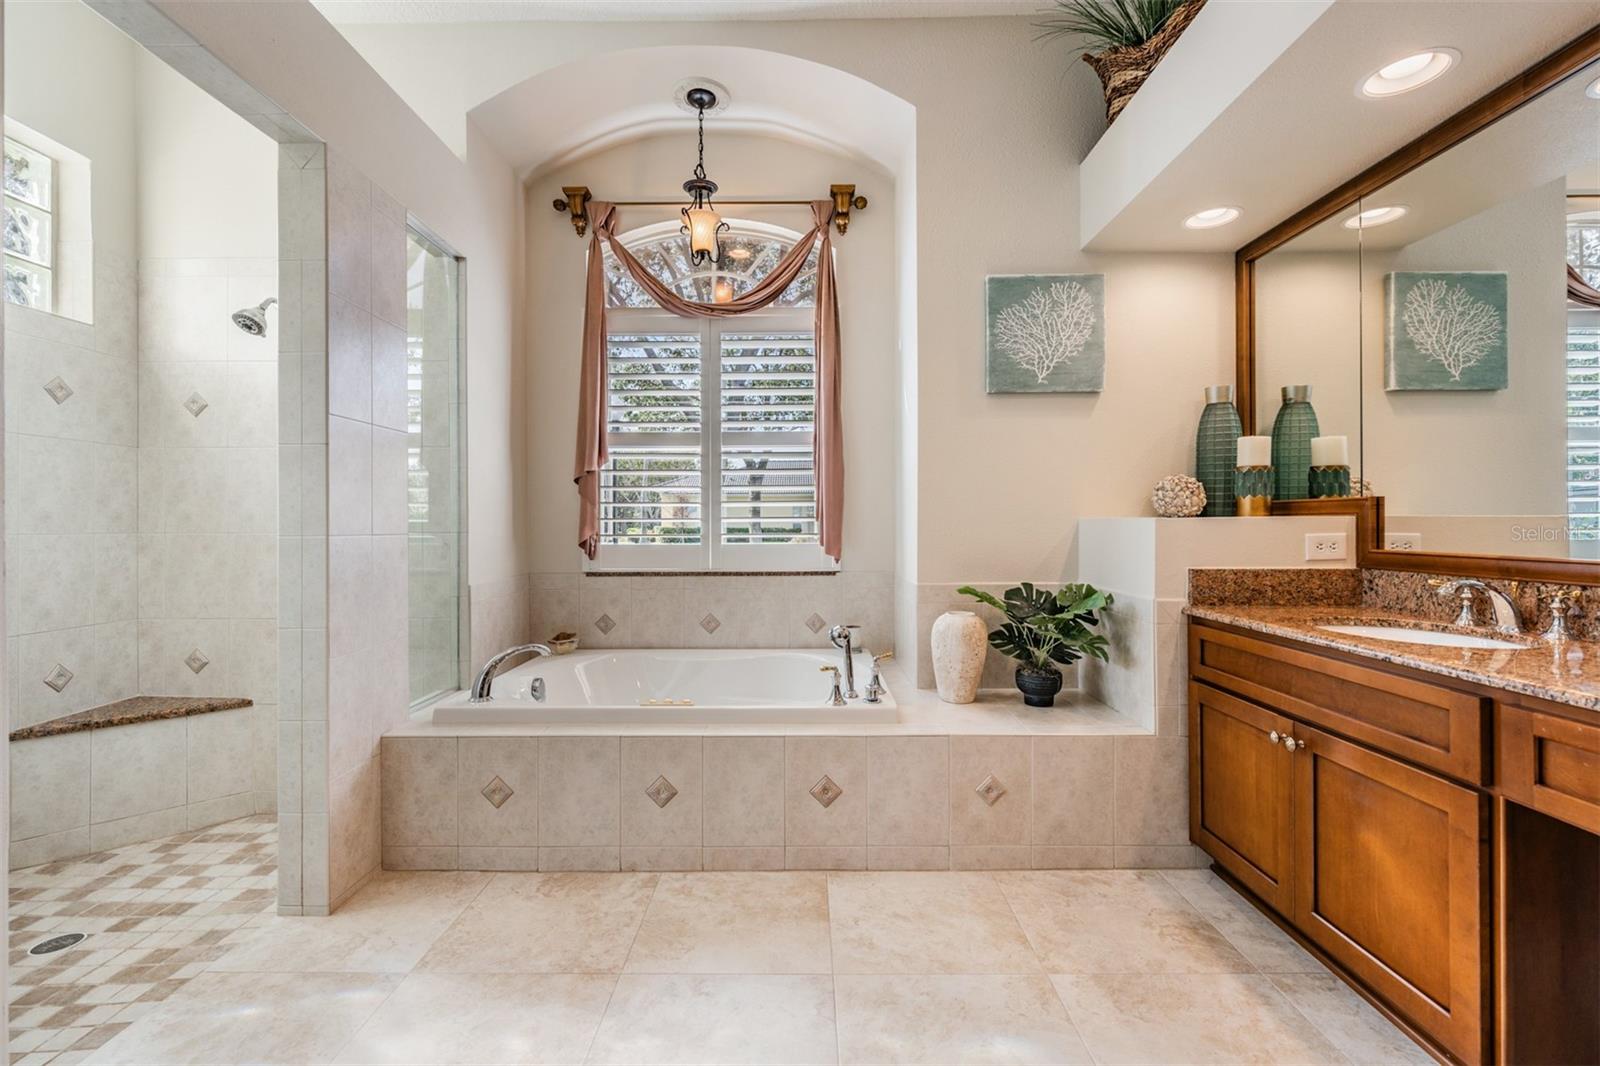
[1237,26,1600,585]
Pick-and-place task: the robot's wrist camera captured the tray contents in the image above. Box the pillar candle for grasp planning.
[1311,435,1348,467]
[1236,436,1272,467]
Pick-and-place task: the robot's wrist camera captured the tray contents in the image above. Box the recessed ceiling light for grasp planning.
[1360,48,1459,98]
[1587,74,1600,100]
[1343,205,1408,229]
[1184,206,1241,229]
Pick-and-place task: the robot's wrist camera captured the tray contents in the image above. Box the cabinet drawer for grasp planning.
[1497,704,1600,834]
[1190,622,1488,783]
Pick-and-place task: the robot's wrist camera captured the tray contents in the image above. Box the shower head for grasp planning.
[231,297,277,337]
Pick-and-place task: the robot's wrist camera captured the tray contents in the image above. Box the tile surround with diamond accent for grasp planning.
[646,775,680,808]
[805,612,828,634]
[183,391,210,417]
[42,664,75,693]
[595,613,617,635]
[185,648,211,674]
[42,375,74,405]
[481,776,515,809]
[810,774,844,808]
[976,774,1007,807]
[700,613,721,634]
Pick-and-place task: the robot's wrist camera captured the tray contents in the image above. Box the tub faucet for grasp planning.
[819,666,848,706]
[828,624,860,698]
[863,651,893,703]
[1435,580,1524,636]
[469,642,552,703]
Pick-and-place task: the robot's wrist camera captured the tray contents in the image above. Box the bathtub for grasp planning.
[430,648,898,724]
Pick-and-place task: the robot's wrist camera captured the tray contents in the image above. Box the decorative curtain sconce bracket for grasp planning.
[554,186,592,236]
[831,183,868,234]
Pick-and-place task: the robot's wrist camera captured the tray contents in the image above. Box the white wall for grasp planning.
[336,17,1239,591]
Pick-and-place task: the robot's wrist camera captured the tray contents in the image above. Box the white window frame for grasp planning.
[589,222,833,573]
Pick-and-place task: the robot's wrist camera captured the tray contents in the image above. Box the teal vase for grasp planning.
[1195,385,1242,517]
[1271,385,1320,501]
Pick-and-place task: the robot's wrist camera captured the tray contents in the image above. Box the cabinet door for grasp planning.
[1291,723,1489,1066]
[1189,683,1295,914]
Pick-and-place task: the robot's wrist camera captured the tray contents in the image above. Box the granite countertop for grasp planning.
[10,696,254,741]
[1185,604,1599,713]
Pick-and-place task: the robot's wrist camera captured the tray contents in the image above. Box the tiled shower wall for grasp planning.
[136,256,278,811]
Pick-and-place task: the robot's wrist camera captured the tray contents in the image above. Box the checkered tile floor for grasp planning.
[6,816,277,1065]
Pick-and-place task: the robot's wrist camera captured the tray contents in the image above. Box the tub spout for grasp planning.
[469,643,553,703]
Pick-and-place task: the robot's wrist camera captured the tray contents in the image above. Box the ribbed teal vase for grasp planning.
[1271,385,1320,501]
[1195,385,1242,517]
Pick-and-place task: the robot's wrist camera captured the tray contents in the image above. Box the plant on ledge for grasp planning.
[957,582,1114,707]
[1036,0,1208,124]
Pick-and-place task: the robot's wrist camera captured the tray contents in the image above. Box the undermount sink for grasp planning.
[1317,624,1526,650]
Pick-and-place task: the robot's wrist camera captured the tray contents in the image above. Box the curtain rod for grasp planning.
[553,183,868,237]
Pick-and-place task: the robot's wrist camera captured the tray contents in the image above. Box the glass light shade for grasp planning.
[712,278,734,304]
[684,206,723,262]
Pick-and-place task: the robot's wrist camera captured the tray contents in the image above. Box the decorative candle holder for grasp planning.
[1308,464,1351,499]
[1235,465,1274,516]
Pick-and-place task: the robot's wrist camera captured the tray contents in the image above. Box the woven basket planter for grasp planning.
[1082,0,1207,124]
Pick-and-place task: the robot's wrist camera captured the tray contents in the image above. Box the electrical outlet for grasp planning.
[1385,532,1423,551]
[1305,533,1348,561]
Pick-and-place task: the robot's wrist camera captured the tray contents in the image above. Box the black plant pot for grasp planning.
[1015,666,1063,708]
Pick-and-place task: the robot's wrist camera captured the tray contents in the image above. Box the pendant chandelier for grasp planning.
[680,86,728,265]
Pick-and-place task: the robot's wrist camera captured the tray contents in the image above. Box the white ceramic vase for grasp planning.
[931,610,987,704]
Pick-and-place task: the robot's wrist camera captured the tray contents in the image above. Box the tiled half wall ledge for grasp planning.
[10,701,270,869]
[380,733,1201,873]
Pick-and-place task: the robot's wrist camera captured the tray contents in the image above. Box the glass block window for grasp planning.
[596,220,828,570]
[4,136,55,312]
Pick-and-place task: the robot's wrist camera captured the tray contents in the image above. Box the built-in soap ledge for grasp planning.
[9,696,254,742]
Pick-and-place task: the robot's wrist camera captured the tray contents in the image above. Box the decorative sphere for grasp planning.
[1152,474,1206,517]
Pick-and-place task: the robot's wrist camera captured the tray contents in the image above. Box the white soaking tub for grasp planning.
[430,648,898,725]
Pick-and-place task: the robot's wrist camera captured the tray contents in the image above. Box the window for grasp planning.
[4,136,55,312]
[1567,213,1599,554]
[596,220,829,570]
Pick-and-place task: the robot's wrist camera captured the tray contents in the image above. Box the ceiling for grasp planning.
[312,0,1038,23]
[1079,0,1600,252]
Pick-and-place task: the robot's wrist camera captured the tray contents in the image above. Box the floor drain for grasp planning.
[28,932,86,955]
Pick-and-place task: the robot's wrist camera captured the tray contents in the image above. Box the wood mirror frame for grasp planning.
[1234,24,1600,586]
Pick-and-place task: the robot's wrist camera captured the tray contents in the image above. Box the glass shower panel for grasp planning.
[406,226,464,706]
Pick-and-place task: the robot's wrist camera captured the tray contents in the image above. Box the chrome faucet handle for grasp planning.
[1543,588,1583,644]
[863,651,893,703]
[1436,581,1479,628]
[819,665,847,707]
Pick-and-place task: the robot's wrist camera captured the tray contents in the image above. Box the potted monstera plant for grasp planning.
[956,582,1114,707]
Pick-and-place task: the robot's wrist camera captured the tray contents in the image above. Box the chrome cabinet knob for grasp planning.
[1268,730,1282,744]
[1283,736,1304,752]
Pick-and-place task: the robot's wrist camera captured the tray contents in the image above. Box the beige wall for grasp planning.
[337,17,1239,592]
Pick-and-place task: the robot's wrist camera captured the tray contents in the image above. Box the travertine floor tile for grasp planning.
[331,972,616,1064]
[586,974,837,1065]
[1050,973,1347,1065]
[998,870,1252,974]
[416,873,657,974]
[1161,870,1322,973]
[834,974,1092,1064]
[625,873,831,974]
[86,971,401,1065]
[211,871,489,973]
[828,872,1039,974]
[1269,972,1434,1065]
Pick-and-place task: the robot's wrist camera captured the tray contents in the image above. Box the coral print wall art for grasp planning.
[985,274,1106,393]
[1385,271,1508,391]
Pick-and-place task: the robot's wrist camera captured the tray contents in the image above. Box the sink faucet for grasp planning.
[468,642,553,703]
[828,624,860,699]
[1436,580,1524,636]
